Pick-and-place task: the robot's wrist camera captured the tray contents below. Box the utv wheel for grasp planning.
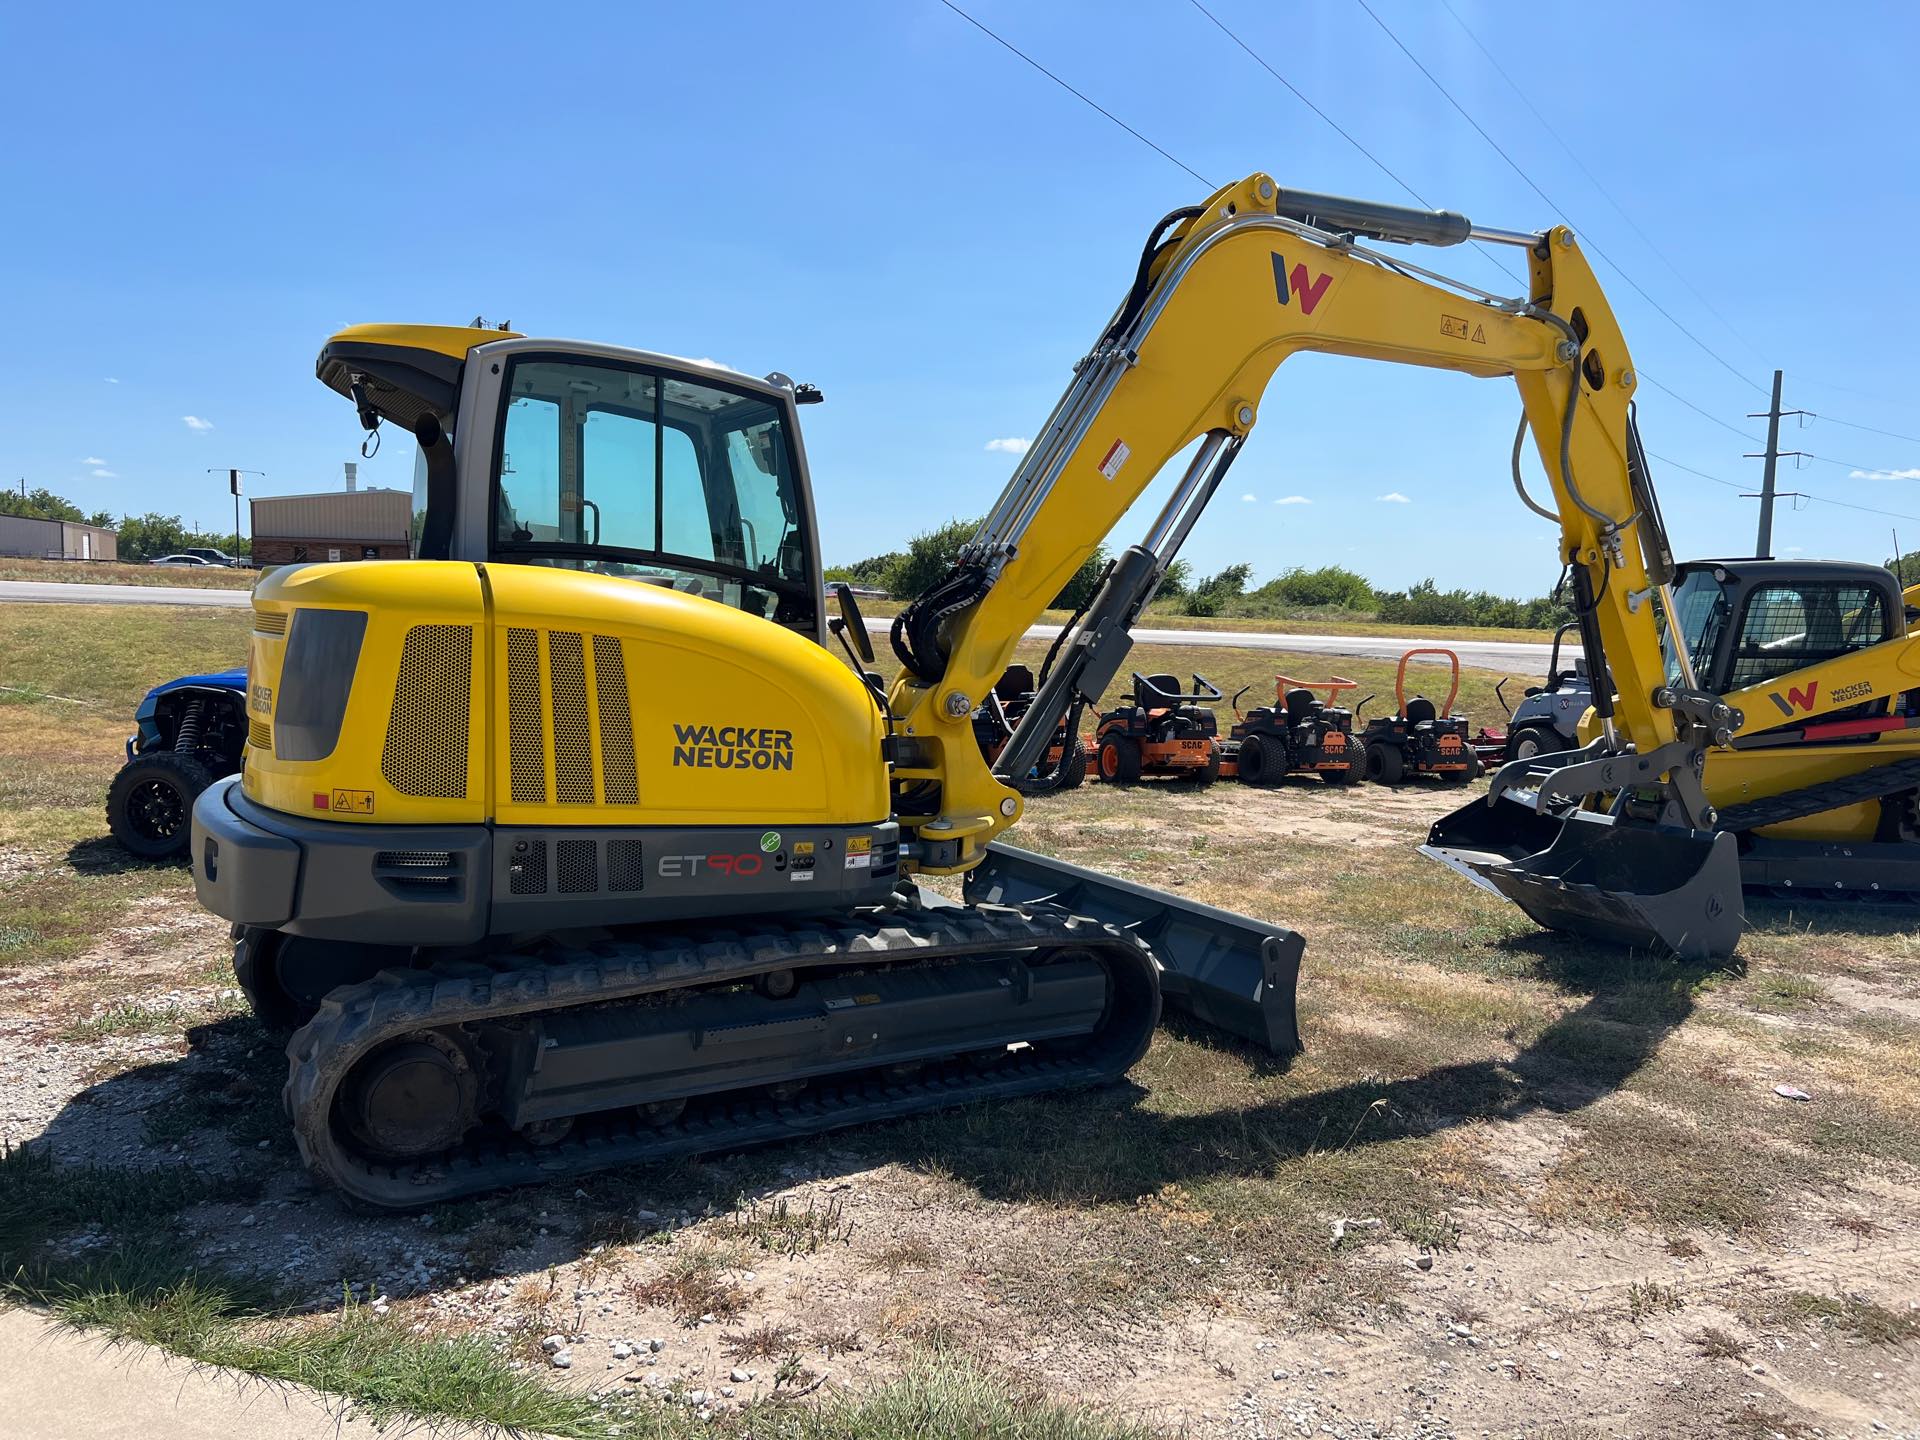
[1366,742,1406,785]
[107,750,214,860]
[1329,741,1367,785]
[1505,726,1563,764]
[1098,734,1143,783]
[1235,735,1278,786]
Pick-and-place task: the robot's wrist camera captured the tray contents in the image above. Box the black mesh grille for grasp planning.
[548,631,595,805]
[381,624,471,798]
[606,839,645,892]
[593,635,638,805]
[507,627,546,804]
[508,840,548,895]
[556,838,598,894]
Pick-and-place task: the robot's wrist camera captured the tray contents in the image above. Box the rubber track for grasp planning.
[283,904,1159,1210]
[1717,754,1920,833]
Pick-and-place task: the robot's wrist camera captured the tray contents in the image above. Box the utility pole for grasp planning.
[1744,370,1809,559]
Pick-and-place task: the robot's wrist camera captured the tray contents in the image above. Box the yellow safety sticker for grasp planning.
[330,789,375,815]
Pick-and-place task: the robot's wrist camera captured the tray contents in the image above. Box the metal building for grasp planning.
[0,514,118,561]
[249,489,411,566]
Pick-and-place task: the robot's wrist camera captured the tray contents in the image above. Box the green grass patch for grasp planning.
[1780,1291,1920,1346]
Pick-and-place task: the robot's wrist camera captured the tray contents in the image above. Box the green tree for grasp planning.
[1051,544,1109,611]
[0,486,85,522]
[824,550,908,591]
[115,513,196,563]
[1254,564,1375,611]
[1182,562,1252,617]
[1156,557,1192,598]
[888,516,981,600]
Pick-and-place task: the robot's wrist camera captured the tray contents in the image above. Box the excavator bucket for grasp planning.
[1422,794,1743,961]
[964,842,1303,1054]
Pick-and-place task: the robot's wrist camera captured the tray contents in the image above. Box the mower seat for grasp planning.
[1137,673,1181,709]
[1406,696,1438,727]
[996,664,1036,703]
[1284,687,1319,721]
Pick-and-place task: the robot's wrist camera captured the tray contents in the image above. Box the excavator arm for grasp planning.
[889,172,1743,958]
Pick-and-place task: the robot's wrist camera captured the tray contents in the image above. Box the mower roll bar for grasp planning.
[1394,648,1461,715]
[1132,672,1222,705]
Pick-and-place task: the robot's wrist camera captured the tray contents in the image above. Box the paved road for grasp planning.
[0,579,250,608]
[0,579,1562,673]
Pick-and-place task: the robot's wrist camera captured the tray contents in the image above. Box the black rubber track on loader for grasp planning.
[284,905,1160,1210]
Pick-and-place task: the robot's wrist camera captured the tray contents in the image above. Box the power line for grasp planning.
[1185,0,1522,287]
[1808,413,1920,447]
[1637,373,1762,445]
[934,0,1214,188]
[1648,449,1920,523]
[1349,0,1771,402]
[1433,0,1766,367]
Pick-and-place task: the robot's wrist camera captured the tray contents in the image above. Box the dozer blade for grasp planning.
[1422,794,1743,961]
[964,841,1303,1053]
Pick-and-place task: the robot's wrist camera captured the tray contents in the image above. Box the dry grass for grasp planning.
[0,556,256,589]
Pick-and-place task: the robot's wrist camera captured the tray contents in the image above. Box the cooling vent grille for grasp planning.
[252,610,289,636]
[502,629,641,808]
[381,624,472,798]
[502,837,644,897]
[248,717,271,752]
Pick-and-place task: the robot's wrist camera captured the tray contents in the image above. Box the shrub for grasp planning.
[1253,564,1375,611]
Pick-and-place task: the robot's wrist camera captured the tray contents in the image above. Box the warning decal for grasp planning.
[1097,439,1131,480]
[330,789,375,815]
[844,835,873,870]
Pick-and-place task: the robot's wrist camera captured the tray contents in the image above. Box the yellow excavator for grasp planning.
[190,174,1912,1206]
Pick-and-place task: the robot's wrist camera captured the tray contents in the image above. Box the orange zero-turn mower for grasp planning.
[1356,648,1483,785]
[1220,675,1367,785]
[1093,672,1223,783]
[970,663,1090,795]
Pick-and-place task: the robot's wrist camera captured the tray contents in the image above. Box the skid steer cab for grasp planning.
[1358,650,1483,785]
[970,664,1089,796]
[1221,675,1366,787]
[1093,672,1222,784]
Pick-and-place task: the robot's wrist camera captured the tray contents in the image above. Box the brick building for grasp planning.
[249,489,411,566]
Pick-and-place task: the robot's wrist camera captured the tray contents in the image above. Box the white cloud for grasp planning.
[91,468,116,479]
[985,437,1031,455]
[1851,467,1920,481]
[1783,545,1805,554]
[1272,495,1311,505]
[1376,491,1411,503]
[83,456,107,466]
[104,377,119,384]
[1240,492,1257,503]
[182,415,214,431]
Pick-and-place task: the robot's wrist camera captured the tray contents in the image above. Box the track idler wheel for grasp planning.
[339,1031,478,1160]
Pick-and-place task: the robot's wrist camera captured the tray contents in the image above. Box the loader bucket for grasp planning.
[1421,796,1743,961]
[964,841,1302,1054]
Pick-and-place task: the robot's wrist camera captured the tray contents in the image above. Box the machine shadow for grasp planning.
[861,939,1734,1208]
[11,942,1728,1314]
[64,833,184,875]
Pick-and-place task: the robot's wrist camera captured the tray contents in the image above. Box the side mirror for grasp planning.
[829,582,875,666]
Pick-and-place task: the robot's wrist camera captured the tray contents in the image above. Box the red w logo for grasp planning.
[1767,680,1820,717]
[1272,253,1333,315]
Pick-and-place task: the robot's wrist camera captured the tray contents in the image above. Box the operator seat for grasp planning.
[1406,696,1438,727]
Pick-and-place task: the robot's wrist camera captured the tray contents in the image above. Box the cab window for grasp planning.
[1727,584,1889,689]
[490,356,814,628]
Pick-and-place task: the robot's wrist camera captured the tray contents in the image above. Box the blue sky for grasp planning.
[2,1,1916,594]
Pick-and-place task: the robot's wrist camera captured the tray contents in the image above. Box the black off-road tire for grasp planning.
[107,750,215,860]
[1236,735,1276,786]
[1185,743,1222,785]
[1366,742,1406,786]
[1329,740,1367,785]
[1099,733,1143,784]
[1055,734,1088,790]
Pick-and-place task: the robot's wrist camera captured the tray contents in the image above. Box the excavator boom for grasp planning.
[888,173,1742,958]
